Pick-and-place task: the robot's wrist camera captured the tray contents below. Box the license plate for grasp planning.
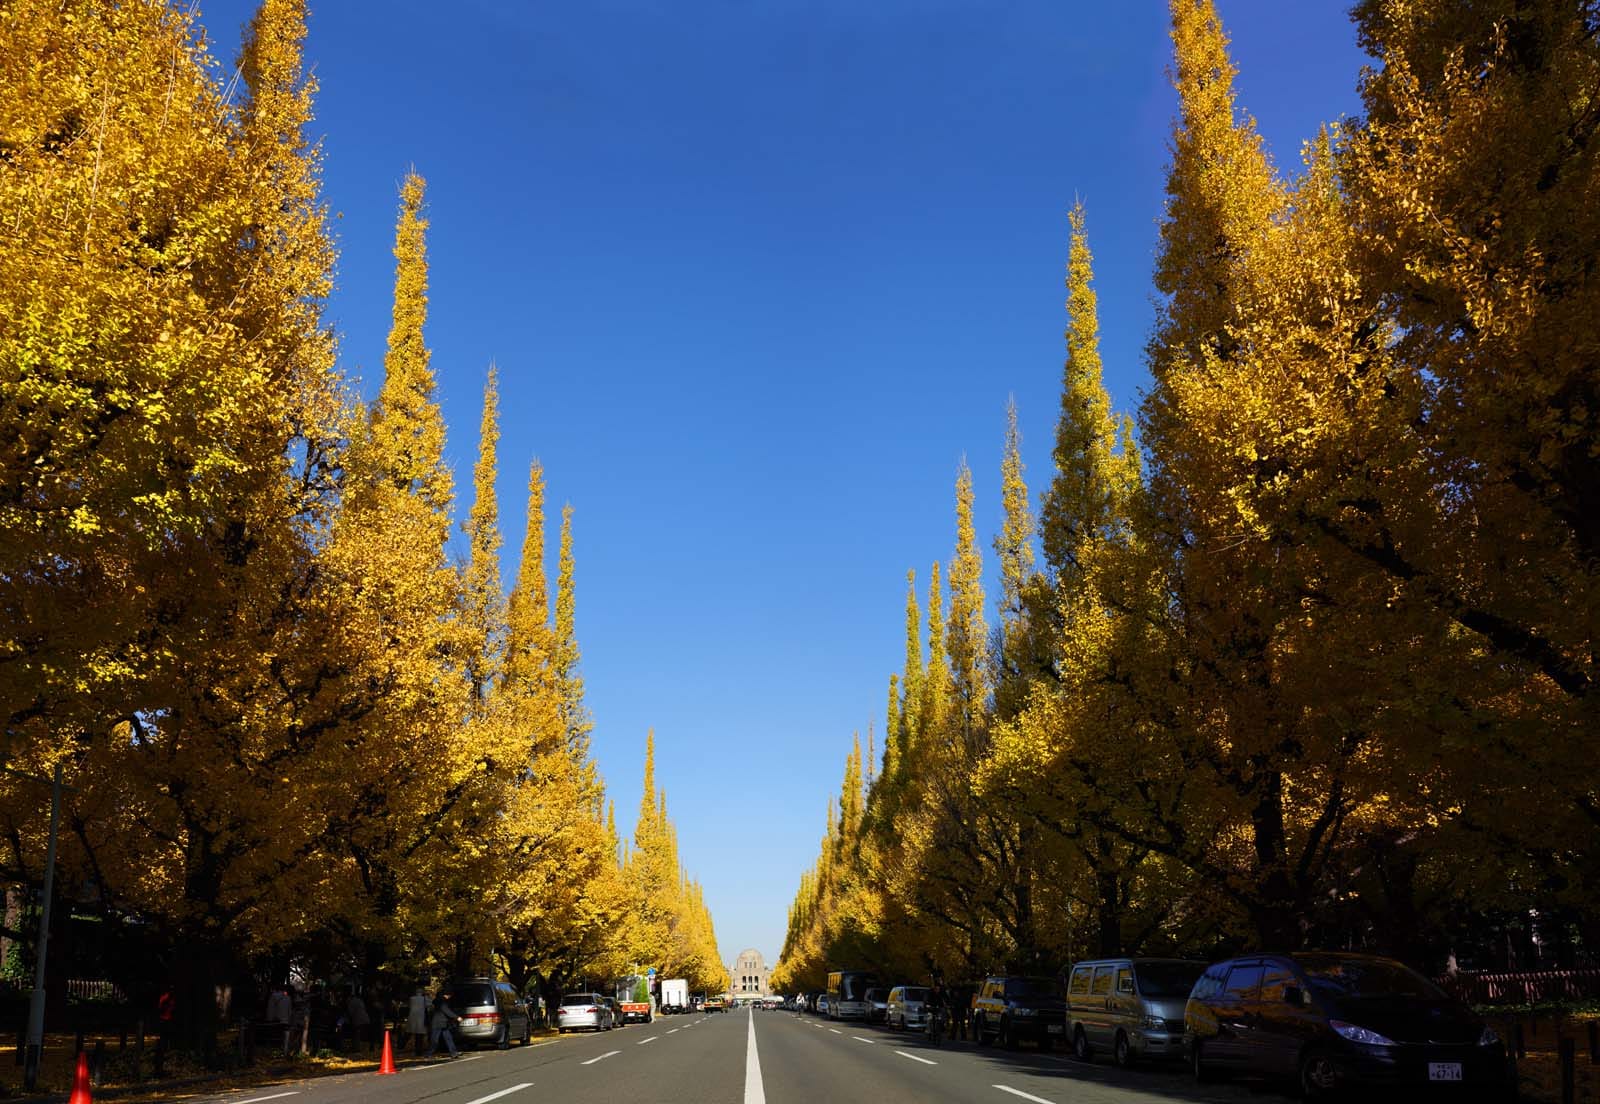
[1047,1025,1064,1035]
[1428,1063,1463,1082]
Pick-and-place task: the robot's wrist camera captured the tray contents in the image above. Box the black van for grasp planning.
[1185,952,1510,1099]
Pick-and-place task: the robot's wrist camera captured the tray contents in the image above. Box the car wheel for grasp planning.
[1114,1031,1132,1068]
[1074,1025,1092,1062]
[1299,1049,1345,1099]
[1192,1039,1215,1083]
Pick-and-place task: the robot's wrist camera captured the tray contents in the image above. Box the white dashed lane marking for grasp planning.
[993,1086,1054,1104]
[580,1050,620,1065]
[895,1050,938,1065]
[462,1085,533,1104]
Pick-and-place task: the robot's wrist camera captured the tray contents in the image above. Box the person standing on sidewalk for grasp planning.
[407,984,429,1055]
[423,991,459,1059]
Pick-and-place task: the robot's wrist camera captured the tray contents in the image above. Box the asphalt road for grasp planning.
[192,1008,1305,1104]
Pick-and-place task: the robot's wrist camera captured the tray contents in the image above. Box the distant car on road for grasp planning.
[703,996,728,1012]
[556,992,613,1033]
[863,988,889,1023]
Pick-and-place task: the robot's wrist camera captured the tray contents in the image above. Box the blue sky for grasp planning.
[197,0,1368,970]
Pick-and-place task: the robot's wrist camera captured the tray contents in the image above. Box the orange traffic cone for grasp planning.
[377,1029,397,1075]
[68,1051,92,1104]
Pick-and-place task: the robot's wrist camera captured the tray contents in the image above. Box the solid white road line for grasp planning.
[580,1050,621,1065]
[462,1085,533,1104]
[744,1007,766,1104]
[637,1035,658,1045]
[993,1086,1055,1104]
[233,1094,300,1104]
[851,1036,874,1044]
[895,1050,938,1066]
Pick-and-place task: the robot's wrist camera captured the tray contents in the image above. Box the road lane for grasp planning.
[759,1011,1313,1104]
[189,1008,1317,1104]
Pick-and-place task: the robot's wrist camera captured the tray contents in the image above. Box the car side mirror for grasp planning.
[1283,986,1306,1006]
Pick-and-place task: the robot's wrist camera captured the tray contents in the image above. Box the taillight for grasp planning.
[588,1006,598,1013]
[482,1013,501,1023]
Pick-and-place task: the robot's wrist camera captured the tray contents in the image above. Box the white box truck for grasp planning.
[661,978,688,1014]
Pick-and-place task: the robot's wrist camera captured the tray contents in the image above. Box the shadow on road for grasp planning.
[841,1019,1298,1104]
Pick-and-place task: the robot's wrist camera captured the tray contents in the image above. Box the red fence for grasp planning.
[1440,969,1600,1005]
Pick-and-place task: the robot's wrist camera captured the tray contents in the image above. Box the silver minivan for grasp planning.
[448,977,533,1048]
[1065,958,1206,1066]
[885,985,930,1031]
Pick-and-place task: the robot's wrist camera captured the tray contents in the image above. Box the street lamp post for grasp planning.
[2,761,68,1092]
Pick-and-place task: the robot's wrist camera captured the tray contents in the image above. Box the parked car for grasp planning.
[447,977,534,1048]
[972,975,1068,1049]
[556,992,613,1032]
[815,994,830,1017]
[1065,957,1205,1066]
[863,988,889,1023]
[1185,952,1510,1099]
[886,985,930,1031]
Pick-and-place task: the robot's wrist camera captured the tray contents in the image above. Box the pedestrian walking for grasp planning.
[346,990,371,1051]
[153,988,176,1076]
[423,991,459,1059]
[407,984,428,1055]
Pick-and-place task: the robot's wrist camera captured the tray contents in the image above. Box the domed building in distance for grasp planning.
[729,948,770,1001]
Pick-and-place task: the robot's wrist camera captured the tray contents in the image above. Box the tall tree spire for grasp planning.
[369,171,452,514]
[945,462,987,748]
[554,503,593,764]
[462,365,505,710]
[921,561,947,739]
[503,460,559,756]
[900,570,922,746]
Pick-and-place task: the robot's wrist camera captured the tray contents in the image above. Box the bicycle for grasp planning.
[926,1004,947,1047]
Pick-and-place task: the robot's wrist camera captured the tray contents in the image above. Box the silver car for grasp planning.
[1066,958,1206,1066]
[887,985,930,1031]
[447,978,533,1048]
[556,992,614,1032]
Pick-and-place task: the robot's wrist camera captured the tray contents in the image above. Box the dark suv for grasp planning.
[972,975,1068,1050]
[1185,952,1510,1099]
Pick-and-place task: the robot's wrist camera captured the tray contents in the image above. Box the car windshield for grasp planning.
[1005,977,1063,999]
[1296,956,1445,1001]
[561,993,596,1007]
[902,987,929,1002]
[1134,962,1206,998]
